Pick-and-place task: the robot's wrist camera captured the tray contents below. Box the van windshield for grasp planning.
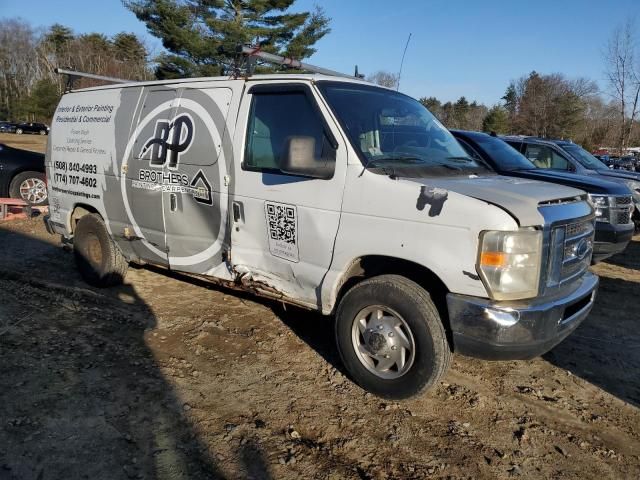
[317,82,489,177]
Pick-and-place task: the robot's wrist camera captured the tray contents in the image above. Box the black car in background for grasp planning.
[612,156,637,172]
[451,130,634,262]
[501,136,640,226]
[15,122,50,135]
[0,144,48,205]
[0,121,17,133]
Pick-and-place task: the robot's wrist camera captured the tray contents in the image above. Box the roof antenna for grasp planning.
[396,33,412,91]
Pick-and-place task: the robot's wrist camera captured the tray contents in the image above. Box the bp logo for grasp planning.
[132,112,213,206]
[139,114,194,169]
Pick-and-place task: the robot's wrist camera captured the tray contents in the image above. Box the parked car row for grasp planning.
[598,155,639,172]
[0,121,50,135]
[452,131,636,262]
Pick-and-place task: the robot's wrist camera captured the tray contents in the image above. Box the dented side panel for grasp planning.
[228,81,349,309]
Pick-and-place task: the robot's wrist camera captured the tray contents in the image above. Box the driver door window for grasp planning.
[244,91,334,177]
[525,144,570,170]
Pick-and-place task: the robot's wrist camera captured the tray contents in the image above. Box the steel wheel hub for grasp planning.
[351,306,416,379]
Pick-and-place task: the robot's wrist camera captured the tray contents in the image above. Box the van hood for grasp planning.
[403,174,585,226]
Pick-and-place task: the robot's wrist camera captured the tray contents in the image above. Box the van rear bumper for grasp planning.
[446,272,598,360]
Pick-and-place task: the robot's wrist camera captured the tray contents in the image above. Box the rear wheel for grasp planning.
[74,213,128,287]
[15,128,23,134]
[9,171,48,205]
[335,274,451,399]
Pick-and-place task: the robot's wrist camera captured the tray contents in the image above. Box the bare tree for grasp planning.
[604,19,640,153]
[0,18,153,121]
[0,19,40,120]
[367,70,399,89]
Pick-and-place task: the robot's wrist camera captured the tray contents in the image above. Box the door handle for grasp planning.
[232,201,243,223]
[170,193,178,212]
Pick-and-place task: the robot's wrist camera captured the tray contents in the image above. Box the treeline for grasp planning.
[0,18,152,122]
[414,71,628,152]
[3,6,640,153]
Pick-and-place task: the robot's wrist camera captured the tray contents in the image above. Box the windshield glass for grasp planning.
[562,144,607,170]
[473,135,536,171]
[318,82,488,176]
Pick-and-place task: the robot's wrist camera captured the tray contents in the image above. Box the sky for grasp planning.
[1,0,639,105]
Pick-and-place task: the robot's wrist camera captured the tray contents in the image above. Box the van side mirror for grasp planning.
[279,136,335,179]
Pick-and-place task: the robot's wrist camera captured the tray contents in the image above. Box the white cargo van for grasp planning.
[45,70,598,399]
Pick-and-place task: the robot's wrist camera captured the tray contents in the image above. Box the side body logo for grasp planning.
[133,112,213,205]
[140,114,194,169]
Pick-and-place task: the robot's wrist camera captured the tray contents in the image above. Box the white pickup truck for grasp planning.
[45,73,598,399]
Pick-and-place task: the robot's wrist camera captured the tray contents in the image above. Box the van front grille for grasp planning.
[547,219,595,287]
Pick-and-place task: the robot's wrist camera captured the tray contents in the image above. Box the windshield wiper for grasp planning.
[446,155,493,170]
[445,156,476,162]
[367,155,425,165]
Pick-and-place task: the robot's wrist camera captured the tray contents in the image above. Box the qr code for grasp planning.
[266,203,297,245]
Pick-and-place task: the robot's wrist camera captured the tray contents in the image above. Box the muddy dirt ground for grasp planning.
[1,135,639,479]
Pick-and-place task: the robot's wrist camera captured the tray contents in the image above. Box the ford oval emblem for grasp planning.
[575,238,590,260]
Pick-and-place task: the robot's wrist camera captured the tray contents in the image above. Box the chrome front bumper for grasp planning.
[446,271,599,360]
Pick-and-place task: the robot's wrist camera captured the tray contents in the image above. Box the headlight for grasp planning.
[588,194,609,222]
[625,180,640,205]
[477,228,542,301]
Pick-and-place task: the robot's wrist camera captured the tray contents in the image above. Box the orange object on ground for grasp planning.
[0,198,47,221]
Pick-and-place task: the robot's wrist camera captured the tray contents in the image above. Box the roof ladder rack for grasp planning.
[55,68,131,91]
[239,45,357,79]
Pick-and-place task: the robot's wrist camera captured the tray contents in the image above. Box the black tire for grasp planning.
[15,128,22,134]
[9,171,48,206]
[335,275,451,400]
[39,130,46,135]
[74,213,128,287]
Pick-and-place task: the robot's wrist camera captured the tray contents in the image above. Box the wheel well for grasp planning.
[335,256,452,343]
[9,169,46,187]
[70,204,100,233]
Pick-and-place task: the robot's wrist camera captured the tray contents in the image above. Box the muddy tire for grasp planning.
[74,213,128,287]
[335,275,451,400]
[9,171,48,205]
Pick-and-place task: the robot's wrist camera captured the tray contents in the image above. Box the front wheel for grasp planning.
[74,213,128,287]
[335,274,451,399]
[15,128,23,134]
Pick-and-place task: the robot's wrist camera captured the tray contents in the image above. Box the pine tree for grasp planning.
[43,24,73,56]
[125,0,331,79]
[113,32,147,63]
[453,96,470,128]
[19,79,59,121]
[482,105,510,134]
[419,96,442,119]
